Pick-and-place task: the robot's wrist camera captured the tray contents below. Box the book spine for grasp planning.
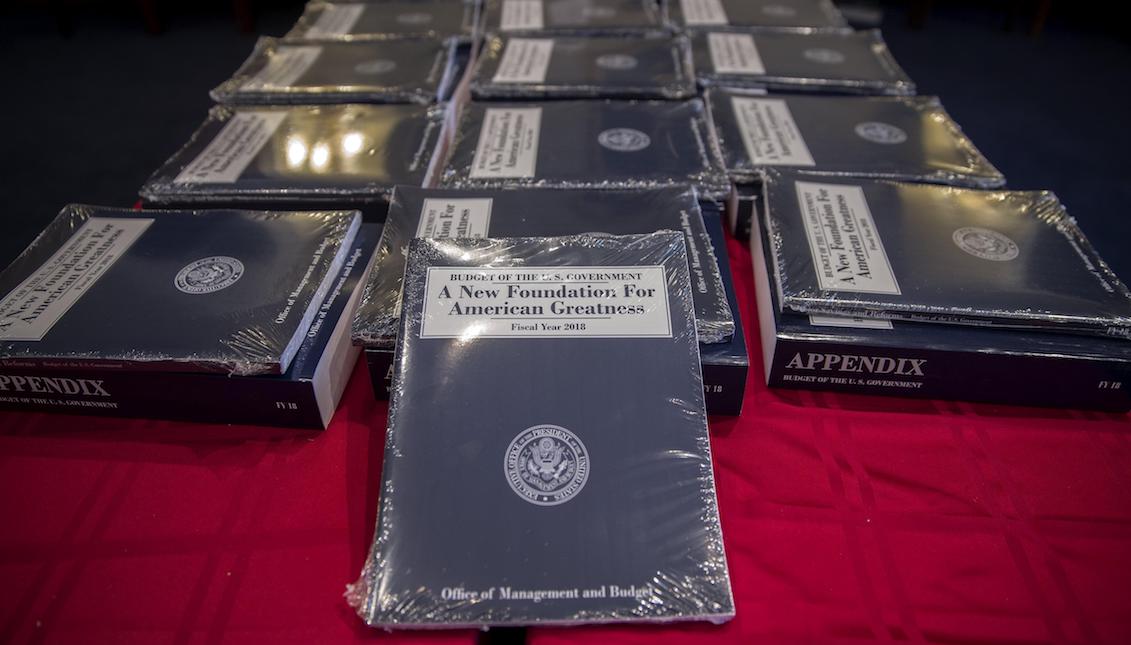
[0,368,326,428]
[365,349,394,401]
[767,338,1131,412]
[703,360,747,416]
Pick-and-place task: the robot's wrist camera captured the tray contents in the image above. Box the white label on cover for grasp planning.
[0,218,153,341]
[174,112,287,184]
[493,39,554,84]
[708,33,765,75]
[500,0,544,31]
[680,0,728,25]
[469,107,542,179]
[241,46,322,90]
[795,181,901,295]
[305,3,364,37]
[416,199,494,238]
[808,315,893,330]
[420,266,672,338]
[732,97,815,166]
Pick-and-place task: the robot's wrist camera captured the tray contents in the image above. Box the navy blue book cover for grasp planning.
[361,206,749,415]
[763,174,1131,339]
[671,0,847,31]
[0,224,379,427]
[0,205,360,375]
[212,37,456,106]
[482,0,668,35]
[693,29,915,95]
[140,104,444,204]
[350,232,733,627]
[751,213,1131,411]
[707,89,1003,187]
[471,35,695,100]
[288,1,477,42]
[441,99,731,199]
[352,186,733,347]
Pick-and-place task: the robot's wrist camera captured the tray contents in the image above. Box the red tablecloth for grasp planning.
[2,233,1129,644]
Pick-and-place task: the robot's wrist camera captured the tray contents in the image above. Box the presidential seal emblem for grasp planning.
[595,54,638,71]
[581,5,617,18]
[762,4,798,17]
[952,227,1019,262]
[354,59,397,75]
[803,48,846,64]
[598,128,651,152]
[854,122,908,145]
[505,424,590,506]
[174,256,245,294]
[396,11,433,24]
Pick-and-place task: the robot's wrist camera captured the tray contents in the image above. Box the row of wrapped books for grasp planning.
[209,28,911,102]
[2,0,1130,633]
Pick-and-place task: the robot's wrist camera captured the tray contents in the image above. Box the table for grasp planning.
[2,232,1129,644]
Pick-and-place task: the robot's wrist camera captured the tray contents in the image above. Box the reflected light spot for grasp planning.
[285,136,307,167]
[459,322,486,343]
[311,142,331,169]
[342,132,364,155]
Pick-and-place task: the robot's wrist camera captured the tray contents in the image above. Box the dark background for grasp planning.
[1,0,1129,281]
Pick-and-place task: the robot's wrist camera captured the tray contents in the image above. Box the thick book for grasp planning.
[139,104,446,217]
[0,224,379,427]
[287,1,478,42]
[210,37,458,106]
[763,174,1131,339]
[482,0,669,35]
[470,34,695,100]
[707,89,1004,187]
[351,186,733,347]
[440,99,732,200]
[671,0,848,32]
[752,212,1131,412]
[0,205,360,375]
[349,232,734,627]
[692,29,915,95]
[359,199,749,415]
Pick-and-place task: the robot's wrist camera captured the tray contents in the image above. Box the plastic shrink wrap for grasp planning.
[482,0,670,35]
[351,185,734,347]
[750,198,1131,411]
[0,204,360,376]
[0,222,377,427]
[440,99,732,200]
[671,0,849,33]
[288,1,478,43]
[692,29,915,95]
[470,34,695,100]
[211,37,458,105]
[706,89,1004,187]
[348,231,734,627]
[762,172,1131,339]
[139,104,446,216]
